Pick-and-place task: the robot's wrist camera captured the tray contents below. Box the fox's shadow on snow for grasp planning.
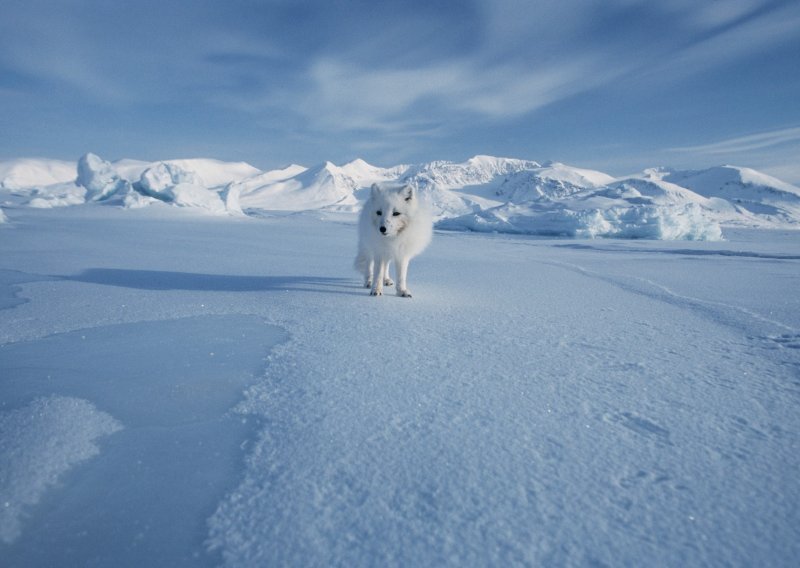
[63,268,362,296]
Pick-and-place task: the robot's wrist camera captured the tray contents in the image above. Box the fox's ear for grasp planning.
[402,184,414,202]
[371,183,381,198]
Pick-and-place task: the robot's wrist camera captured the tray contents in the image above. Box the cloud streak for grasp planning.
[251,0,800,141]
[291,55,608,130]
[668,126,800,155]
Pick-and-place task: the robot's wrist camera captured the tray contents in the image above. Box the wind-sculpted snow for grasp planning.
[2,153,799,238]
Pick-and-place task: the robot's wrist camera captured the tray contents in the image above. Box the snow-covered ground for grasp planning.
[1,204,798,566]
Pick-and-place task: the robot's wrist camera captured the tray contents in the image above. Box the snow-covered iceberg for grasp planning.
[134,161,226,213]
[26,184,87,209]
[77,153,133,202]
[437,192,723,240]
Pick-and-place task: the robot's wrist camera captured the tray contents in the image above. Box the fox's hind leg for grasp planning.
[355,249,374,288]
[384,260,394,287]
[364,258,374,288]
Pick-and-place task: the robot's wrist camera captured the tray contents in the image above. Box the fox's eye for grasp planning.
[392,211,400,217]
[376,210,382,216]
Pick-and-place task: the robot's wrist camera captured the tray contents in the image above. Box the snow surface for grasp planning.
[1,205,798,566]
[4,153,800,238]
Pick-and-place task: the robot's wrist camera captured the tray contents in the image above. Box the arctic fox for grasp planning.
[355,183,433,298]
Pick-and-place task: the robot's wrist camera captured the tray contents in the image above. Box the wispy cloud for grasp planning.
[645,0,800,82]
[293,55,606,129]
[262,0,800,139]
[668,126,800,155]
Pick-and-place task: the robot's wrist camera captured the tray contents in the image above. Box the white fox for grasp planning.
[355,183,432,298]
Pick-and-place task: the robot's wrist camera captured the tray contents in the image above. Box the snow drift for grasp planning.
[2,153,799,238]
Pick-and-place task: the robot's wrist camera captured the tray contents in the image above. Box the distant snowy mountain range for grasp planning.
[2,153,799,240]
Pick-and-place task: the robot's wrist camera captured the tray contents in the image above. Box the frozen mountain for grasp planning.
[234,159,410,213]
[494,162,617,203]
[0,158,76,190]
[662,166,800,226]
[665,165,800,199]
[404,155,541,191]
[236,161,360,212]
[339,158,409,187]
[2,153,799,238]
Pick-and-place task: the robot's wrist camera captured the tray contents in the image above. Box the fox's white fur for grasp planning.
[355,183,432,298]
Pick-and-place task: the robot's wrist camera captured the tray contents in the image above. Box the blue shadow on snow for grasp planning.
[63,268,361,295]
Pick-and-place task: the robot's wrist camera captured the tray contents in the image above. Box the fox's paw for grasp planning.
[364,279,372,288]
[370,288,383,296]
[397,289,412,298]
[384,277,394,287]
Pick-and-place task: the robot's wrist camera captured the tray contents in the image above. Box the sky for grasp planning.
[1,0,799,181]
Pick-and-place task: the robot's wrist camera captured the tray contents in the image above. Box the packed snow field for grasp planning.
[1,156,799,566]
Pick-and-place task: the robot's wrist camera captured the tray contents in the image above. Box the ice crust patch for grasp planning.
[0,396,122,544]
[0,315,287,566]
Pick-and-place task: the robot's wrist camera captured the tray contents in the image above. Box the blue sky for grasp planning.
[2,0,799,181]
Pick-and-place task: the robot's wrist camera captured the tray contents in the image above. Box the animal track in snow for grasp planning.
[603,412,673,446]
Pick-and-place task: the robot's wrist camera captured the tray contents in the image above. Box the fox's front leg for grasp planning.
[395,257,412,298]
[370,259,388,296]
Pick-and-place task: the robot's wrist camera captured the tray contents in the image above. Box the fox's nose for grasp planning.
[380,226,387,234]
